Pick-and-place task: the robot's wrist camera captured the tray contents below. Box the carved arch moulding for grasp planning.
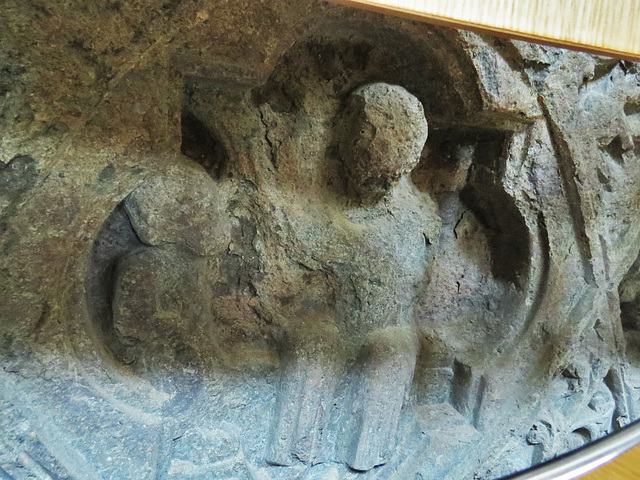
[1,1,640,479]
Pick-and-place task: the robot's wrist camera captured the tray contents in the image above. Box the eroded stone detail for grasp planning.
[1,2,640,480]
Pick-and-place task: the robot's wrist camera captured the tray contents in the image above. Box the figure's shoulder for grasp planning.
[383,178,441,240]
[124,162,234,256]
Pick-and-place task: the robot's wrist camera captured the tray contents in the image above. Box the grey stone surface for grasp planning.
[1,1,640,479]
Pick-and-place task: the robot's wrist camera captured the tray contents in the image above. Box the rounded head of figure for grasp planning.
[338,83,428,203]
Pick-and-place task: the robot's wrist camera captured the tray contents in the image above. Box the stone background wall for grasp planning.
[1,1,640,479]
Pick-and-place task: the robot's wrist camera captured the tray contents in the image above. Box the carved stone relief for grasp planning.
[1,2,640,480]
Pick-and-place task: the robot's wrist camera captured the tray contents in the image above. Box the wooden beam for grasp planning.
[330,0,640,61]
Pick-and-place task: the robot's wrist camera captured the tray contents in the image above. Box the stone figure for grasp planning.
[102,82,439,474]
[264,83,440,471]
[2,2,640,479]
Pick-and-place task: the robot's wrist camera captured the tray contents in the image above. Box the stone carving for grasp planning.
[266,83,437,471]
[527,371,616,463]
[1,2,640,480]
[93,82,439,474]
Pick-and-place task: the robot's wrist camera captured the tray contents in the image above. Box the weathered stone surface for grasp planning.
[1,2,640,480]
[338,83,429,203]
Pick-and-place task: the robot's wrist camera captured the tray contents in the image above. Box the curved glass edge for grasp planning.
[501,419,640,480]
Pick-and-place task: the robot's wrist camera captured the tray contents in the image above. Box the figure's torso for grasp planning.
[252,178,440,334]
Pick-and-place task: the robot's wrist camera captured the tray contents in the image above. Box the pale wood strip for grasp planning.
[582,443,640,479]
[330,0,640,60]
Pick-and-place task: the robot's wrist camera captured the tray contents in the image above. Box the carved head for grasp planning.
[338,83,428,203]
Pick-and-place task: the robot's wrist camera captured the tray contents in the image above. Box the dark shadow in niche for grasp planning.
[460,131,531,289]
[625,97,640,157]
[85,200,144,364]
[414,126,531,290]
[619,252,640,368]
[603,135,626,165]
[181,108,228,179]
